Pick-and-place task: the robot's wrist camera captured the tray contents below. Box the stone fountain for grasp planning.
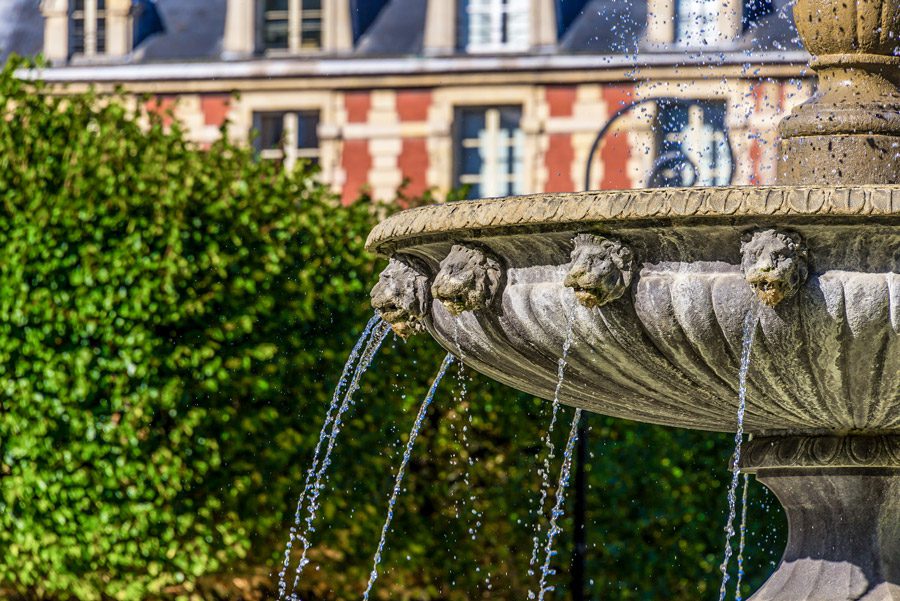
[366,0,900,597]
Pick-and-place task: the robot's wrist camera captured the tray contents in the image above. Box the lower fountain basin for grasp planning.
[367,186,900,435]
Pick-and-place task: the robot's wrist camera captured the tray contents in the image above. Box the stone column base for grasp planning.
[742,435,900,601]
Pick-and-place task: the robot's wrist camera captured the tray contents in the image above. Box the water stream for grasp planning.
[361,353,456,600]
[534,408,583,601]
[451,321,491,589]
[528,320,575,577]
[735,473,751,601]
[717,310,758,601]
[276,313,383,599]
[287,319,393,596]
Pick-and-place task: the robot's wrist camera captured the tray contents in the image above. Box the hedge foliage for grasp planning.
[0,57,785,600]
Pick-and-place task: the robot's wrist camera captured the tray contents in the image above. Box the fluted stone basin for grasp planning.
[367,185,900,600]
[368,186,900,435]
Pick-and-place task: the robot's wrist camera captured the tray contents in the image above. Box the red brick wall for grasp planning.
[345,91,371,123]
[341,139,372,205]
[397,90,432,199]
[342,91,373,203]
[600,85,634,190]
[546,85,577,118]
[144,95,178,127]
[200,94,231,127]
[544,86,577,192]
[396,89,431,122]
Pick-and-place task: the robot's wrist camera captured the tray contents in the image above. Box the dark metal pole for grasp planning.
[571,417,588,601]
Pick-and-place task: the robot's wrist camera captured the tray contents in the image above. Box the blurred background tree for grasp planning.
[0,58,784,601]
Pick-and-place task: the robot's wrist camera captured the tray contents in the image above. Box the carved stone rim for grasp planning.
[365,185,900,257]
[741,435,900,471]
[811,53,900,68]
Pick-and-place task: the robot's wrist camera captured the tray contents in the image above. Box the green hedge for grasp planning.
[0,58,784,600]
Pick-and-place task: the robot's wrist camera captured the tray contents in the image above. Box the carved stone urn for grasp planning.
[366,0,900,597]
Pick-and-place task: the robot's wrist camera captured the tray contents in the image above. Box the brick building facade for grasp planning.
[0,0,813,202]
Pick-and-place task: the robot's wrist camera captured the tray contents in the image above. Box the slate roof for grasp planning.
[0,0,43,64]
[132,0,227,61]
[355,0,426,55]
[0,0,802,67]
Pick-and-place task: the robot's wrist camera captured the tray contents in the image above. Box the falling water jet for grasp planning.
[735,472,750,601]
[276,313,383,600]
[451,320,488,588]
[718,310,757,601]
[288,319,392,595]
[535,408,583,601]
[361,353,456,601]
[528,317,575,580]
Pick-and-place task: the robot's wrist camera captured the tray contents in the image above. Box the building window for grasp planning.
[258,0,323,53]
[454,106,524,199]
[252,111,320,167]
[70,0,107,57]
[675,0,721,46]
[458,0,530,53]
[651,100,732,187]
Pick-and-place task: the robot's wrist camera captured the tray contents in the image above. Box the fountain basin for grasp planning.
[367,185,900,435]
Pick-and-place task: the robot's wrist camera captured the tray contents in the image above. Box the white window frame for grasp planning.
[70,0,107,58]
[455,106,524,199]
[461,0,530,54]
[675,0,722,47]
[258,0,323,53]
[253,110,321,169]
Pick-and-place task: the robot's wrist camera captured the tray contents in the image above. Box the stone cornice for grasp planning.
[18,50,810,84]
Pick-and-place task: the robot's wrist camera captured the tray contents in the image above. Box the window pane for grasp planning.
[459,110,486,140]
[454,106,523,199]
[460,0,530,52]
[264,19,289,49]
[652,100,732,187]
[498,106,521,131]
[253,112,286,152]
[96,17,106,54]
[262,0,289,50]
[301,18,322,49]
[302,0,322,9]
[73,0,85,10]
[460,147,483,176]
[296,111,320,149]
[676,0,721,46]
[70,17,85,55]
[96,0,105,9]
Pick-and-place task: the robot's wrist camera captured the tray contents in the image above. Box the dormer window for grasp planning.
[675,0,722,47]
[70,0,107,57]
[258,0,323,53]
[458,0,530,53]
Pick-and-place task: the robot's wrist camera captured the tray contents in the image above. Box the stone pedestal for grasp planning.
[776,0,900,184]
[743,436,900,601]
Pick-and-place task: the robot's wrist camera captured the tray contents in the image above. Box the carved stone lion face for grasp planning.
[431,244,502,316]
[564,234,635,308]
[740,229,809,307]
[370,259,429,338]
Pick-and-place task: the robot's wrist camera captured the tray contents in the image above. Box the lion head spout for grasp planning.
[431,245,502,316]
[370,258,430,338]
[741,229,809,307]
[564,234,635,308]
